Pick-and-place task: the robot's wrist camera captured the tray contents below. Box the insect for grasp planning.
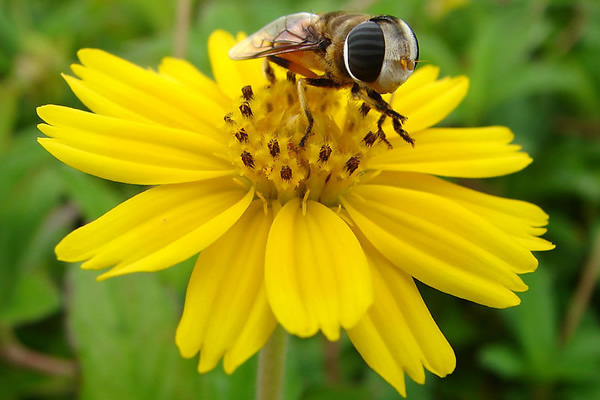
[228,11,419,147]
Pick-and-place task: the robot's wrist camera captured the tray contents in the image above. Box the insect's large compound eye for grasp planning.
[344,21,385,83]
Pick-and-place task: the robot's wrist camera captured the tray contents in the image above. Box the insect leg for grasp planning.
[353,84,414,147]
[375,114,392,149]
[267,56,319,79]
[297,77,342,147]
[297,78,313,147]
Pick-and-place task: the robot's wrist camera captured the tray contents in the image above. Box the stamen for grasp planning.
[263,59,276,83]
[241,85,253,101]
[241,151,255,168]
[287,142,297,154]
[235,128,248,143]
[268,139,280,157]
[256,191,269,215]
[302,190,310,216]
[280,165,292,181]
[239,102,253,118]
[225,79,393,207]
[224,113,235,124]
[363,131,377,147]
[345,156,360,175]
[318,144,332,163]
[286,71,296,83]
[232,177,248,189]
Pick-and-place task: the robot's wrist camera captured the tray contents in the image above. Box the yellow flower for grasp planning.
[37,30,553,396]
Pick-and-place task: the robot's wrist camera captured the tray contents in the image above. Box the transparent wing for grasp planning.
[228,12,322,60]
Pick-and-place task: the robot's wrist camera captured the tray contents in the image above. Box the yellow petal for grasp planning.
[208,30,265,100]
[347,236,456,396]
[367,171,554,255]
[62,73,152,124]
[75,49,225,129]
[395,65,441,96]
[158,57,231,110]
[369,126,533,178]
[265,198,372,341]
[37,106,233,185]
[223,287,276,374]
[391,75,469,134]
[342,185,538,308]
[56,178,254,278]
[38,137,232,185]
[66,68,198,133]
[176,201,277,373]
[348,315,407,397]
[364,234,456,377]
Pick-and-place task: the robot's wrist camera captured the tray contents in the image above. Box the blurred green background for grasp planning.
[1,0,599,399]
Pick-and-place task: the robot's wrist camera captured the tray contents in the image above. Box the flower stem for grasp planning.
[256,326,288,400]
[173,0,192,58]
[0,326,77,376]
[561,225,600,344]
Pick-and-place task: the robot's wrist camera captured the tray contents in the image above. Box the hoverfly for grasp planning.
[228,11,419,147]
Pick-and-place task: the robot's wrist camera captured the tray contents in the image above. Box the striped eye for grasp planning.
[344,21,385,83]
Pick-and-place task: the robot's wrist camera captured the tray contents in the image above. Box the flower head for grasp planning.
[37,30,553,396]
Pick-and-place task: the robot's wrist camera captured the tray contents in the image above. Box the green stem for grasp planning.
[561,225,600,345]
[256,326,288,400]
[0,325,76,376]
[173,0,192,58]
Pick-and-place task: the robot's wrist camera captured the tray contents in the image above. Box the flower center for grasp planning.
[224,75,389,206]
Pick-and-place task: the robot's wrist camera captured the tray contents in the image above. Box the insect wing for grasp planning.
[228,12,320,60]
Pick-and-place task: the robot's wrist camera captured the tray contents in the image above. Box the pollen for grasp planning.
[225,78,389,206]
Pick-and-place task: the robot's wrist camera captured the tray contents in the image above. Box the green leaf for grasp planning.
[479,344,525,379]
[0,85,18,152]
[0,133,69,317]
[0,364,73,400]
[501,268,559,381]
[0,271,61,325]
[493,63,588,106]
[58,167,129,221]
[68,267,257,400]
[302,384,369,400]
[555,313,600,383]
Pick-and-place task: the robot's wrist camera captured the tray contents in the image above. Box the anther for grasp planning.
[286,71,296,83]
[224,113,235,124]
[359,103,371,117]
[362,131,377,147]
[241,151,255,169]
[239,102,253,118]
[345,155,360,175]
[268,139,280,157]
[235,128,248,143]
[241,85,253,101]
[318,144,332,162]
[263,59,276,84]
[280,165,292,181]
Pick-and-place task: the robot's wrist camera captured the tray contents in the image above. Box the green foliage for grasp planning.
[1,0,599,399]
[68,267,257,400]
